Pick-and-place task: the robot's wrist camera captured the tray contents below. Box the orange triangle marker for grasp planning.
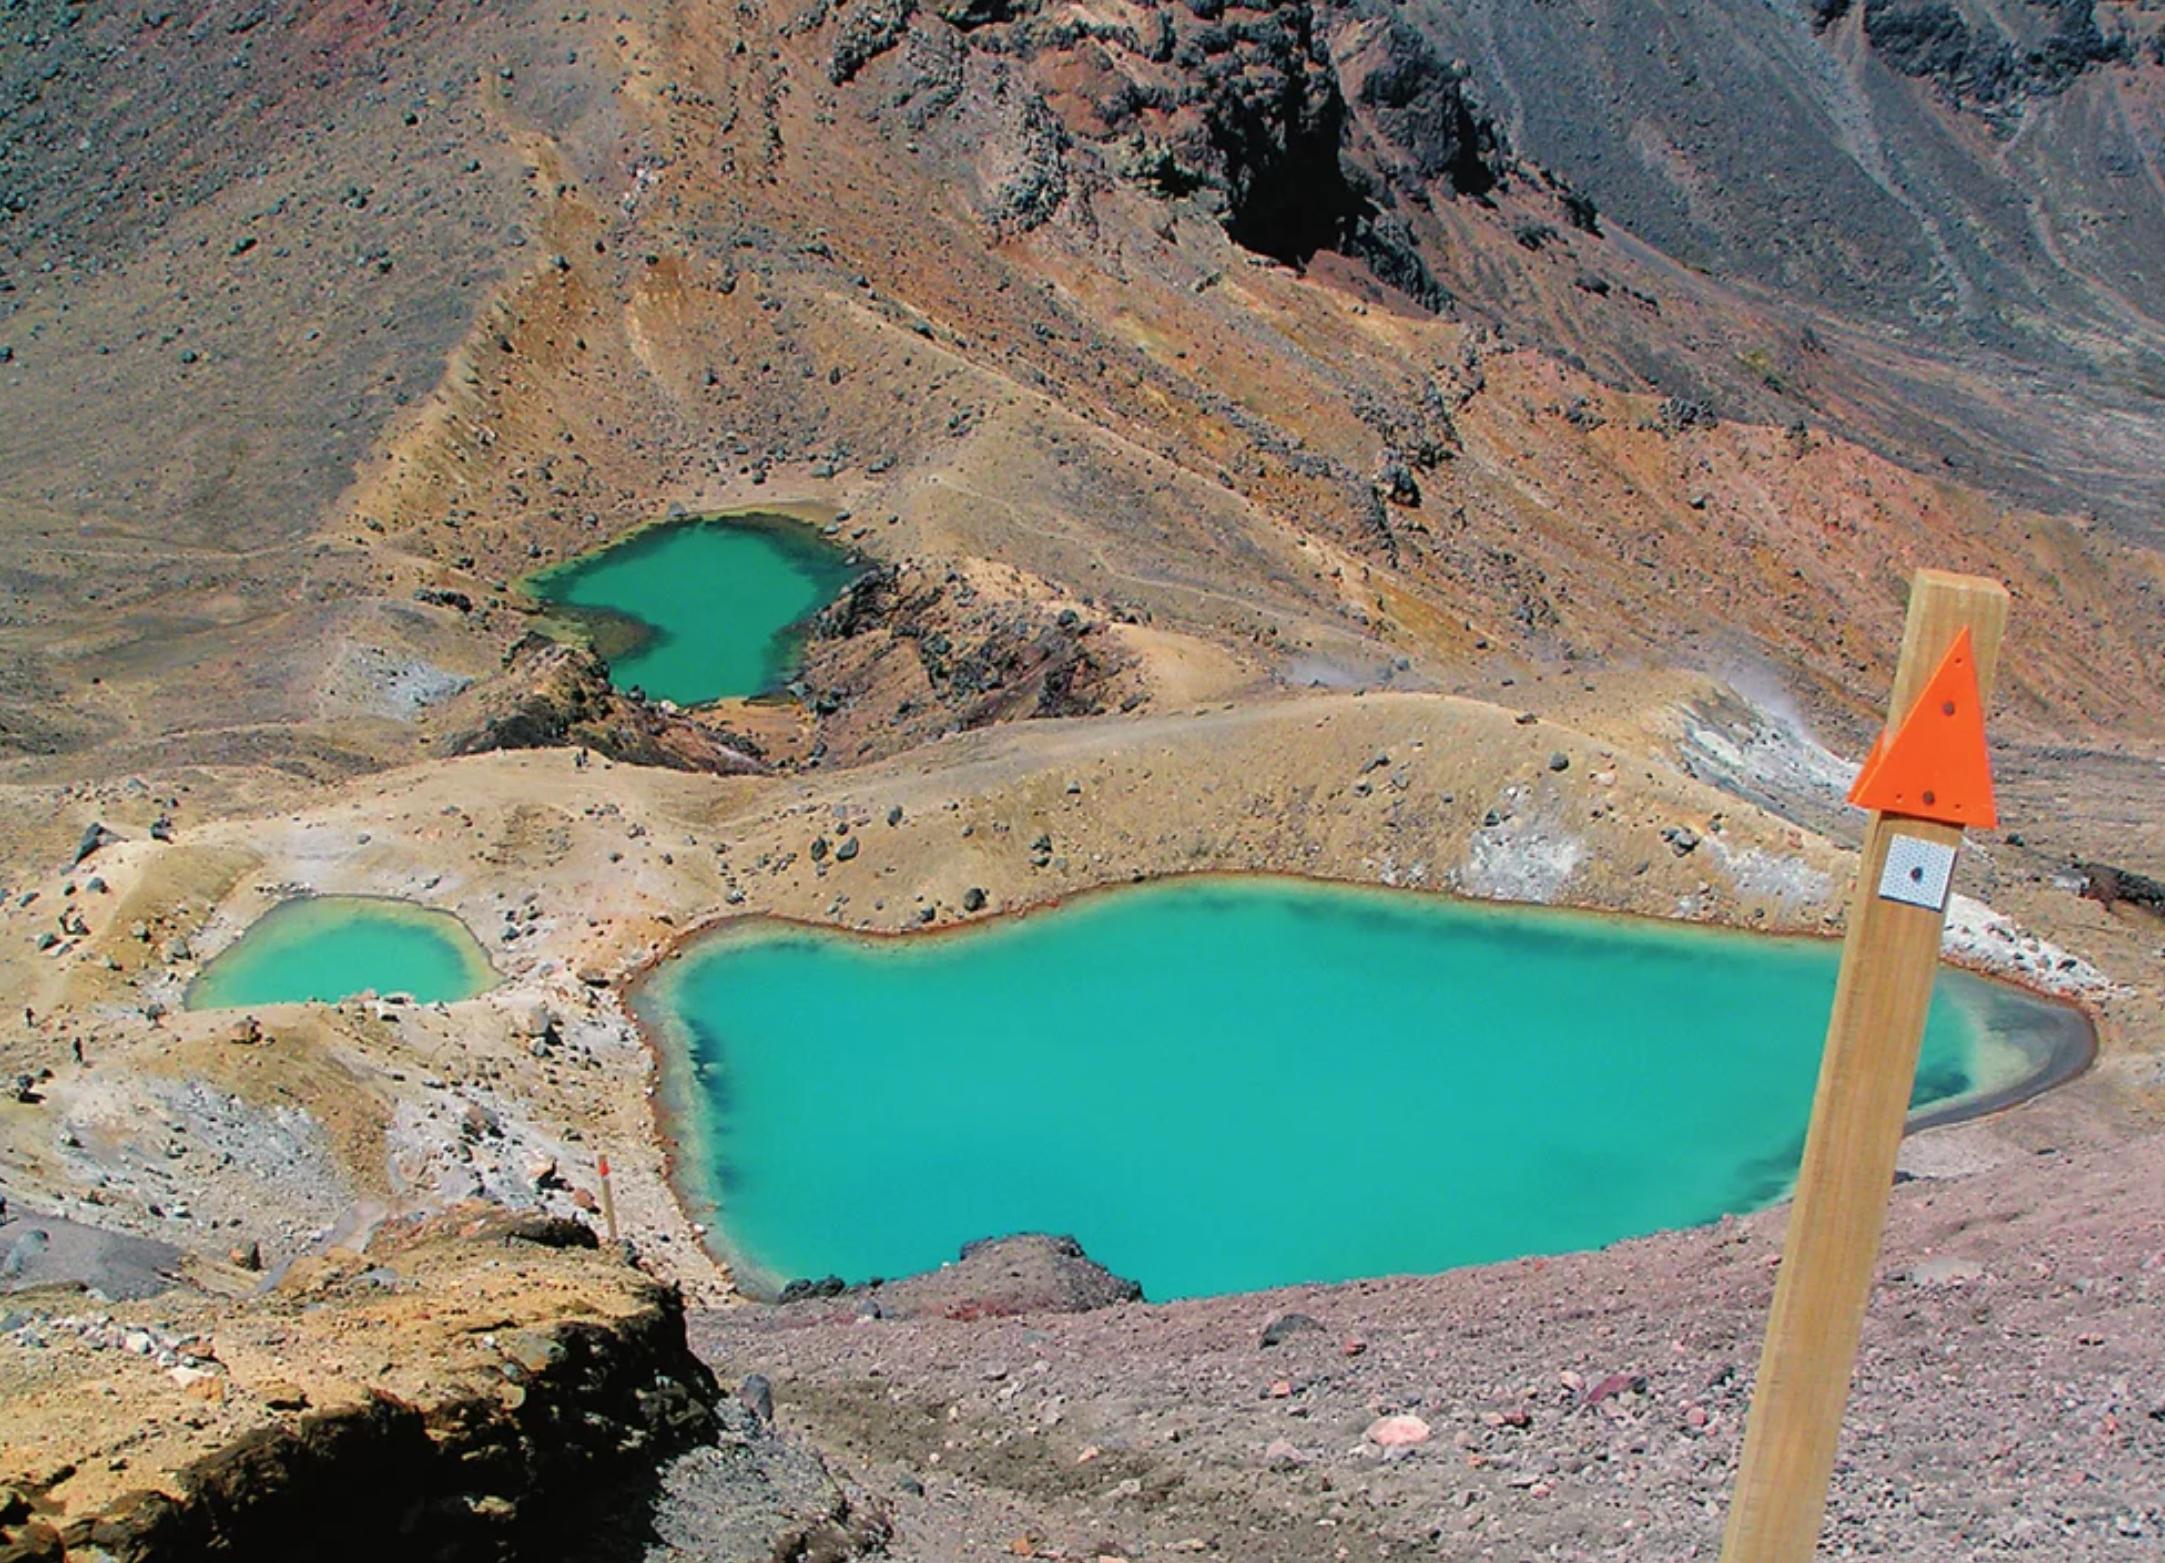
[1846,627,1997,828]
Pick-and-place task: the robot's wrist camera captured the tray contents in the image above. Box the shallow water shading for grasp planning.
[525,513,859,705]
[646,877,2085,1300]
[188,897,497,1010]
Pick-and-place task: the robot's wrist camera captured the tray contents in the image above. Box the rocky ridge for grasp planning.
[0,1205,719,1563]
[1835,0,2141,115]
[434,636,767,776]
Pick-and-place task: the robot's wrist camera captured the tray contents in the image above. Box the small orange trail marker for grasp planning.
[1720,570,2008,1563]
[1845,626,1998,827]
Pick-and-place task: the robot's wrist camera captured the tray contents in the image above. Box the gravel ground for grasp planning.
[675,1135,2165,1560]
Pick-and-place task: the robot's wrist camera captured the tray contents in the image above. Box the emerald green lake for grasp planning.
[525,513,859,705]
[187,897,497,1010]
[646,877,2087,1300]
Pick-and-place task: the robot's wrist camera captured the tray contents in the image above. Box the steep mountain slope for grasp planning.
[3,0,2161,790]
[1405,0,2165,531]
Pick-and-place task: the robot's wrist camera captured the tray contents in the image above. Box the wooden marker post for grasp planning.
[1720,569,2008,1563]
[597,1153,621,1246]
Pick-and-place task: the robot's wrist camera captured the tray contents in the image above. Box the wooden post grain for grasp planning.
[1719,570,2009,1563]
[597,1153,621,1247]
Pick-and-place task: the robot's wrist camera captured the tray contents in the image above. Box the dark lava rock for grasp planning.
[1171,2,1508,301]
[739,1373,775,1425]
[1865,1,1996,91]
[567,1394,890,1562]
[985,93,1070,234]
[71,822,117,866]
[413,586,474,614]
[1657,395,1718,433]
[773,1234,1142,1318]
[1196,5,1360,266]
[778,1275,851,1304]
[1375,453,1420,507]
[962,886,988,912]
[1345,19,1504,194]
[435,636,764,776]
[933,0,1017,24]
[1260,1311,1325,1347]
[2073,860,2165,914]
[1861,0,2125,111]
[965,0,1507,307]
[828,0,916,84]
[817,563,901,639]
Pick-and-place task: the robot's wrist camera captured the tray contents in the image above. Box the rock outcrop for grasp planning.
[1077,0,1514,291]
[805,560,1133,761]
[765,1231,1145,1318]
[434,637,765,775]
[814,0,1519,305]
[2073,859,2165,915]
[1858,0,2131,114]
[0,1205,718,1563]
[566,1398,894,1562]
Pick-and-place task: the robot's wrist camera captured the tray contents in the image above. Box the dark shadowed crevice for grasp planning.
[1219,119,1370,265]
[1205,5,1369,265]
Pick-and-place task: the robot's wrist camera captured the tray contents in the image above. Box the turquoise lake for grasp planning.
[525,513,859,705]
[645,877,2086,1300]
[187,897,498,1010]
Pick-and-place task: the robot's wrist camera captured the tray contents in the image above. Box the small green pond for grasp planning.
[525,512,860,705]
[645,876,2088,1300]
[187,897,498,1010]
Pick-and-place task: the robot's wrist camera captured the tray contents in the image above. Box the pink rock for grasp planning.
[1365,1414,1432,1448]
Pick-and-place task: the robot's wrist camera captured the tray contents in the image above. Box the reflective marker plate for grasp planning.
[1878,834,1957,912]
